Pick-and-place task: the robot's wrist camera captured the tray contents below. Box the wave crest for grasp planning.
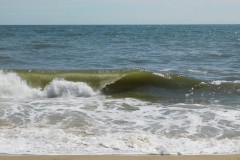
[44,78,94,98]
[1,69,240,102]
[102,71,201,94]
[0,71,41,98]
[0,71,95,99]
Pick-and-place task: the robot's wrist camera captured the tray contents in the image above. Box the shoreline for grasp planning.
[0,154,239,160]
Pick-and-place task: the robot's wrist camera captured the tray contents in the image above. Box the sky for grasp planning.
[0,0,240,25]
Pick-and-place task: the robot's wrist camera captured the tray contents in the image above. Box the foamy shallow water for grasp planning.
[1,128,239,155]
[1,96,240,155]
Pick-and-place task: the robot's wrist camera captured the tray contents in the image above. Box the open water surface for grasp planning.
[0,25,240,155]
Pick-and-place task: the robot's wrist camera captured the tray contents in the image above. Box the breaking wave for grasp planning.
[1,69,240,102]
[0,71,95,99]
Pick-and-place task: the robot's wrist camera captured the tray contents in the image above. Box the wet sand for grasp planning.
[0,155,239,160]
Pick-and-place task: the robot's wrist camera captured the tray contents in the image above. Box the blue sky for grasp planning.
[0,0,240,24]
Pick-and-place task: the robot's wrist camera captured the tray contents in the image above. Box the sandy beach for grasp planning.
[0,155,239,160]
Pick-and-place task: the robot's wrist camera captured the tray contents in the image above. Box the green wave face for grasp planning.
[100,70,204,102]
[15,69,201,90]
[102,71,201,94]
[15,70,125,90]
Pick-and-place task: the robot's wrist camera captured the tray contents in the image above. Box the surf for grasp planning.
[0,70,95,99]
[1,69,240,104]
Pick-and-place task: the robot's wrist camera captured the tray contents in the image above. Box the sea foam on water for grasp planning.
[0,71,95,99]
[0,71,42,98]
[44,78,95,98]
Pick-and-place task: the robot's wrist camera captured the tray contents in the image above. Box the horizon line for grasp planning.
[1,23,240,26]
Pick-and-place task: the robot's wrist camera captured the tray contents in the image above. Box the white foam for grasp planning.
[211,80,240,85]
[43,79,95,98]
[1,96,240,155]
[0,71,95,99]
[0,128,239,155]
[153,72,171,79]
[0,71,42,98]
[188,69,208,75]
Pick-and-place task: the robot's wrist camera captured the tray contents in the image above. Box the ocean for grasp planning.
[0,25,240,155]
